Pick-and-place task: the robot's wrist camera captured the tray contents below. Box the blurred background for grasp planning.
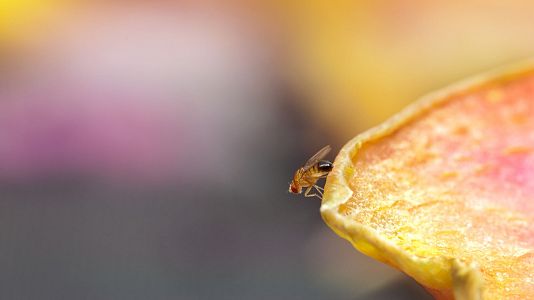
[1,1,534,299]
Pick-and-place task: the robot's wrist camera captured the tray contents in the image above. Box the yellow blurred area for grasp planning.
[283,1,534,139]
[0,0,66,45]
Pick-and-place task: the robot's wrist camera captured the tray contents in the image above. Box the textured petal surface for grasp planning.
[321,62,534,299]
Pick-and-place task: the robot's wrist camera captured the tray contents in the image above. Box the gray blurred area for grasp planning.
[0,102,430,300]
[0,130,430,300]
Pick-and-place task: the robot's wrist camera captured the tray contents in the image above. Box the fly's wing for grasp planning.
[302,145,331,171]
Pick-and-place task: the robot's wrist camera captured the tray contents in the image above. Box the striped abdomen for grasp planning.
[302,160,333,186]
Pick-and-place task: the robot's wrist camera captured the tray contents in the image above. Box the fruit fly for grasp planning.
[289,145,333,199]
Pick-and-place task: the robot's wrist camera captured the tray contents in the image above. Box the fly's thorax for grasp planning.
[293,168,304,182]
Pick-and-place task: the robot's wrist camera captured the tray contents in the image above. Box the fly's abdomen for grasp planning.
[317,160,333,173]
[302,161,333,186]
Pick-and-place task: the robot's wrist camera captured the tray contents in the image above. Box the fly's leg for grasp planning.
[313,185,324,197]
[304,186,322,199]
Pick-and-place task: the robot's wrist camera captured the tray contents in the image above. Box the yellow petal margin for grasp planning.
[321,60,534,300]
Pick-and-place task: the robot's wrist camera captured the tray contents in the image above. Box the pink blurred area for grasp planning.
[0,1,278,183]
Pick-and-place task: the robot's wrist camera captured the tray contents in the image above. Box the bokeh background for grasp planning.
[1,1,534,299]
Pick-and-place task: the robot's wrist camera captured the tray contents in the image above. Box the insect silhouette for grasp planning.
[289,145,333,199]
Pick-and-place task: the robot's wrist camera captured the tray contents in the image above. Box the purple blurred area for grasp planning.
[1,1,493,299]
[1,2,276,184]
